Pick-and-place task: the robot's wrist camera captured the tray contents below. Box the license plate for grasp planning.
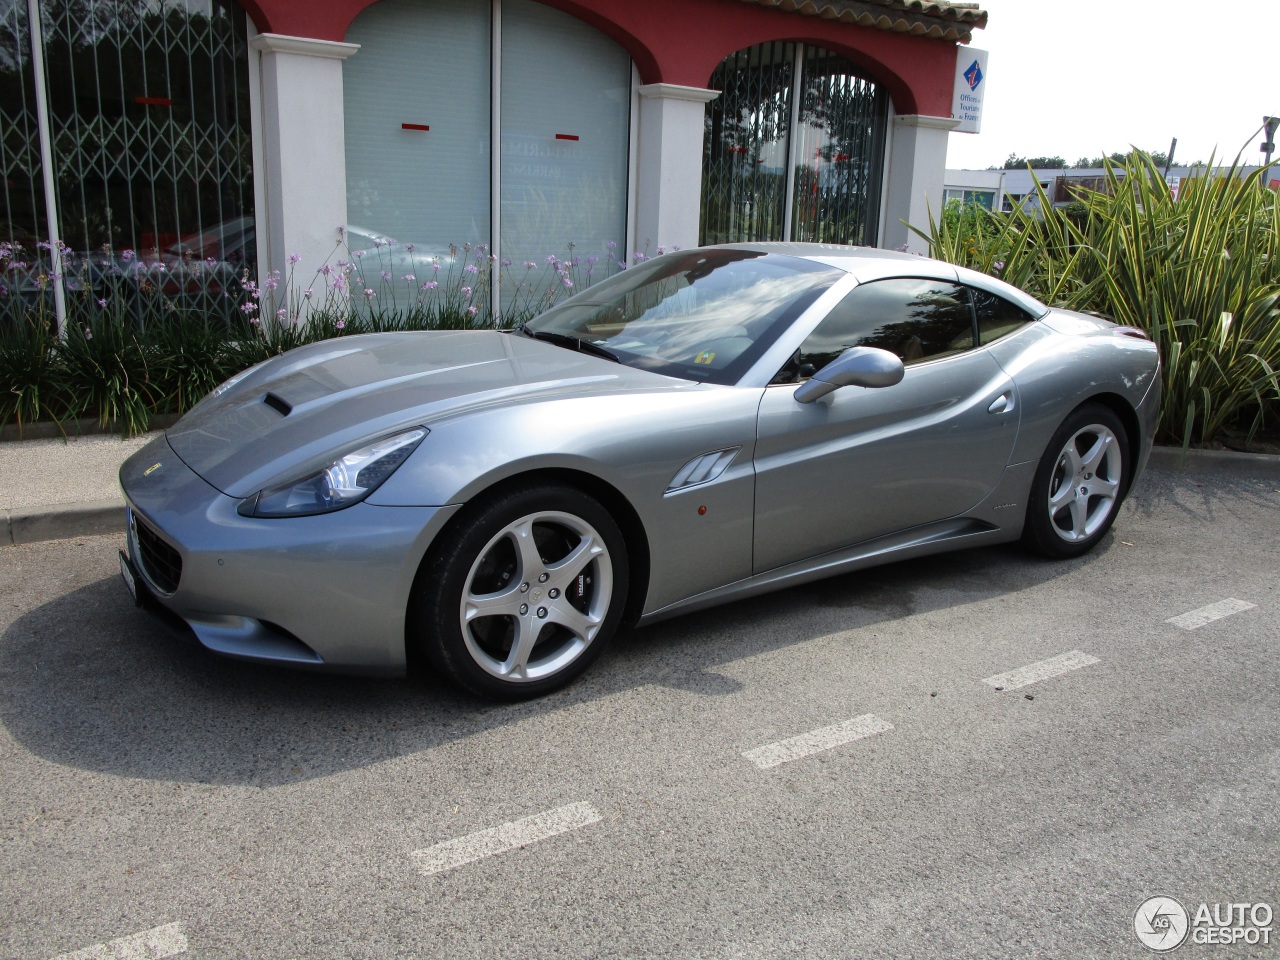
[119,551,138,603]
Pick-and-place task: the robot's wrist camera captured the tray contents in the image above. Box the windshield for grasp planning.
[525,249,842,385]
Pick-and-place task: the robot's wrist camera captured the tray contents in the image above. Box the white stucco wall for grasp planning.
[250,34,359,317]
[880,113,959,253]
[634,84,720,254]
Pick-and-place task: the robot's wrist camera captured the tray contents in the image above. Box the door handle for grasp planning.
[988,392,1015,415]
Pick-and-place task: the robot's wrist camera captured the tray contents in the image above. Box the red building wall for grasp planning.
[236,0,958,117]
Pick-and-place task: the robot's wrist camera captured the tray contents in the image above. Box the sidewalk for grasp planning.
[1,432,160,545]
[1,432,1277,546]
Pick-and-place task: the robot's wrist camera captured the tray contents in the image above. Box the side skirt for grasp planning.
[637,516,1014,626]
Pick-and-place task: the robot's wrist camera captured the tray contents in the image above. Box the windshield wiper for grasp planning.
[513,323,620,363]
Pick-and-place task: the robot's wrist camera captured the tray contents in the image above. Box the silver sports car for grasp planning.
[119,243,1161,698]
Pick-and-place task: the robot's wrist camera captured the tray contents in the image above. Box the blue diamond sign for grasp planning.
[964,60,983,91]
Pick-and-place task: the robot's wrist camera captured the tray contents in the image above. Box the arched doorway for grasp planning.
[701,42,887,247]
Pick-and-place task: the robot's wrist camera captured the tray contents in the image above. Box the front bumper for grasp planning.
[120,434,459,674]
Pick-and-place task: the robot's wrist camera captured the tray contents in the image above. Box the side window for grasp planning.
[774,278,975,382]
[971,287,1036,345]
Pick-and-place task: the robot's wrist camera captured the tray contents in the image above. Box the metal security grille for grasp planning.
[0,7,48,259]
[790,47,887,245]
[40,0,253,259]
[701,41,795,245]
[0,0,255,327]
[701,42,886,247]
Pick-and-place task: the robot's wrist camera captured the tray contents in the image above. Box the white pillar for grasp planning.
[880,114,960,254]
[250,33,359,316]
[634,83,720,254]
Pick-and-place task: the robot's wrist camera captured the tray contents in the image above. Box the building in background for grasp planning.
[945,163,1278,215]
[1,0,987,326]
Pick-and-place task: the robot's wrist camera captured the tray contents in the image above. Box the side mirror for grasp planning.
[793,346,904,403]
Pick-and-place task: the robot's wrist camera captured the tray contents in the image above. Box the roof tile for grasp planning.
[737,0,988,43]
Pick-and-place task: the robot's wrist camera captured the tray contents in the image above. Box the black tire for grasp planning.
[412,482,628,700]
[1022,403,1130,559]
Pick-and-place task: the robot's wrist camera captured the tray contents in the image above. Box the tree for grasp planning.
[1002,153,1067,170]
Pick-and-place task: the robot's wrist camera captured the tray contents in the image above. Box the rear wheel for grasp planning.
[413,483,628,699]
[1022,404,1129,559]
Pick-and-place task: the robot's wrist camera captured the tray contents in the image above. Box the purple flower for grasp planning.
[562,278,573,289]
[587,256,598,266]
[82,326,92,340]
[364,288,375,299]
[502,258,512,267]
[546,255,558,265]
[97,297,108,307]
[321,264,332,276]
[241,302,257,314]
[288,253,301,264]
[606,241,617,250]
[405,243,415,253]
[468,306,478,315]
[277,308,288,319]
[381,271,392,282]
[618,261,627,270]
[354,250,365,259]
[993,260,1006,270]
[464,264,478,275]
[523,261,536,270]
[304,288,314,300]
[460,286,472,297]
[657,246,666,255]
[335,319,346,330]
[421,281,438,290]
[403,274,416,282]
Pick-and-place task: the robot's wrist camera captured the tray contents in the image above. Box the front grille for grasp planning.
[133,513,182,594]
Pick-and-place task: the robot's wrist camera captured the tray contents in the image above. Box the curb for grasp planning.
[0,414,181,444]
[5,499,125,546]
[3,447,1276,548]
[1146,447,1280,480]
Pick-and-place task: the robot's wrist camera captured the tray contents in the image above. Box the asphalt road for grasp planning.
[1,467,1277,960]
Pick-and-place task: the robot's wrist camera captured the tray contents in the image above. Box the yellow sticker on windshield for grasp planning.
[694,351,716,365]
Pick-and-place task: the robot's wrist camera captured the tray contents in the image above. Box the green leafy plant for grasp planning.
[914,151,1280,448]
[57,308,156,436]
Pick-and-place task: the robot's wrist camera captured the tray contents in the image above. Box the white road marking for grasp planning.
[742,714,893,769]
[982,650,1100,691]
[412,801,602,876]
[1166,598,1256,630]
[49,922,187,960]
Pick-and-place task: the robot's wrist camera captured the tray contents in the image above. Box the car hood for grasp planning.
[168,329,695,498]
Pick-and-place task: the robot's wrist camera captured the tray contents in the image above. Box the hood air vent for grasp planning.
[263,392,292,416]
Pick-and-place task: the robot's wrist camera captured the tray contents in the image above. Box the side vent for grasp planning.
[263,392,292,416]
[666,446,741,494]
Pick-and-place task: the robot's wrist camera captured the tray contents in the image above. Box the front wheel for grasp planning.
[1022,404,1129,559]
[413,483,628,699]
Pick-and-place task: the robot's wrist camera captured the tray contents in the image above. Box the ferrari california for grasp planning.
[119,243,1161,698]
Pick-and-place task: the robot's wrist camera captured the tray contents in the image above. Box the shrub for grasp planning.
[915,151,1280,448]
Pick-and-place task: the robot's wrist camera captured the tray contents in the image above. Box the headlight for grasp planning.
[238,427,428,518]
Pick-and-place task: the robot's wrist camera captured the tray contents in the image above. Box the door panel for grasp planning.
[752,349,1018,573]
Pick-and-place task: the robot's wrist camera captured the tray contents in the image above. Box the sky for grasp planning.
[945,0,1280,170]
